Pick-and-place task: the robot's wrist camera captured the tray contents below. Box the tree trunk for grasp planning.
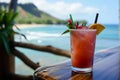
[0,0,18,79]
[0,43,15,80]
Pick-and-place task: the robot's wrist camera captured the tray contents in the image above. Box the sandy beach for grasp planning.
[14,24,47,29]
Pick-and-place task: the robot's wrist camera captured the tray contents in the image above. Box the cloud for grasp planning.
[32,0,99,19]
[0,0,10,3]
[1,0,99,19]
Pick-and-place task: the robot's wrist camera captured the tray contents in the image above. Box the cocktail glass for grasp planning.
[70,29,96,73]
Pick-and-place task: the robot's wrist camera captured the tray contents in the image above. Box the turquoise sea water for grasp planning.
[15,24,120,75]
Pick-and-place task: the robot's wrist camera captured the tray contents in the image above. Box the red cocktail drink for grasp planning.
[70,29,96,72]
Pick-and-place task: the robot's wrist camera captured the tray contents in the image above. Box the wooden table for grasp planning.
[34,46,120,80]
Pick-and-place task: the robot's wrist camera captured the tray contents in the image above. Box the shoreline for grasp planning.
[14,24,47,29]
[14,24,66,29]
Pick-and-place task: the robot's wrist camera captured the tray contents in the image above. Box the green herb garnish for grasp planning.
[62,14,75,34]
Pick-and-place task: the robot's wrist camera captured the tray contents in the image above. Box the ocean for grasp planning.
[15,24,120,75]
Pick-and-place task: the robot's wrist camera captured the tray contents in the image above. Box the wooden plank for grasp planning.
[34,46,120,80]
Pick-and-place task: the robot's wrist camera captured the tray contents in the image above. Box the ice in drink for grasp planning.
[70,29,96,72]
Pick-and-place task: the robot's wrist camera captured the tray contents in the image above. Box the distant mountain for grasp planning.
[0,2,66,24]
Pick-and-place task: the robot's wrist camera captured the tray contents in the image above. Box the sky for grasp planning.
[1,0,119,24]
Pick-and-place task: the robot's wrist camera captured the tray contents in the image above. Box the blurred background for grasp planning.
[0,0,119,77]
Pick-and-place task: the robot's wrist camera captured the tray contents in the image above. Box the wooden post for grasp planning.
[9,0,18,13]
[0,0,17,79]
[0,43,15,79]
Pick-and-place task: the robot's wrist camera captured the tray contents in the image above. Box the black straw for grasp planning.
[94,13,99,23]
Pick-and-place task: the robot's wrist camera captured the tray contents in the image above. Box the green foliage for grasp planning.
[0,9,26,55]
[14,5,66,24]
[1,3,66,24]
[62,15,88,35]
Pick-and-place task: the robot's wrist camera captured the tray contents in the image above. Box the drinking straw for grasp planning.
[94,13,99,23]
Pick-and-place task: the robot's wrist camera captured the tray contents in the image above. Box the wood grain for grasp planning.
[34,46,120,80]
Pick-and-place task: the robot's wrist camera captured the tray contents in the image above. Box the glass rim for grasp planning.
[69,29,96,31]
